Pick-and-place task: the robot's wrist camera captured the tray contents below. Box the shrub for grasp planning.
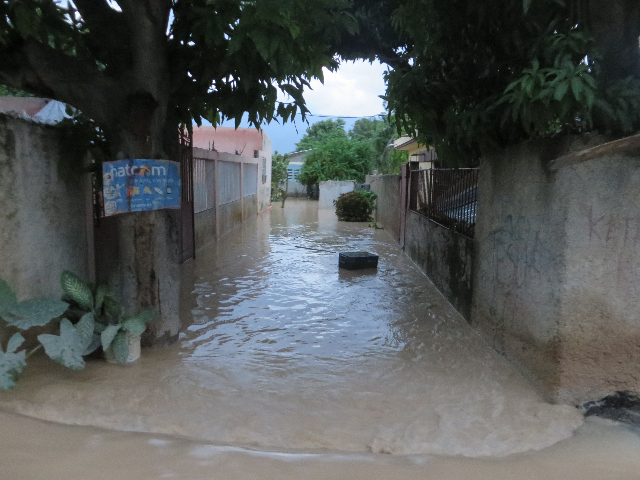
[334,189,377,222]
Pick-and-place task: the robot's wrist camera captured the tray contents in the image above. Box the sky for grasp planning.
[218,60,389,154]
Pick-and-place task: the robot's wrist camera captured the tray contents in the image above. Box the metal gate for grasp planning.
[179,128,195,263]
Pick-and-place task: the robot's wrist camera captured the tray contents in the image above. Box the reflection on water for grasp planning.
[1,199,640,478]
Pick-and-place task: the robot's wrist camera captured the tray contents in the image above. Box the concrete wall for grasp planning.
[367,174,402,242]
[258,134,272,213]
[217,200,243,238]
[405,211,474,321]
[0,114,91,300]
[319,180,354,209]
[472,135,640,404]
[194,208,216,249]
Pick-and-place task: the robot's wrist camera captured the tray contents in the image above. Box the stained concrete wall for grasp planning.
[367,174,402,242]
[472,135,640,404]
[218,200,243,238]
[405,211,474,321]
[194,208,216,249]
[0,114,91,302]
[319,180,354,209]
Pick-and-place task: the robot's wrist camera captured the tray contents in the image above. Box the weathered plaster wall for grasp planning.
[555,143,640,403]
[217,200,243,238]
[367,174,402,242]
[243,194,258,223]
[319,180,354,209]
[194,208,216,249]
[0,114,90,301]
[471,135,640,404]
[405,211,474,321]
[258,134,272,213]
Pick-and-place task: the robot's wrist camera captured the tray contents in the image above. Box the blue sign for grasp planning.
[102,159,181,217]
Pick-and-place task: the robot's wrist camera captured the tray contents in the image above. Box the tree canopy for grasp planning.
[297,135,374,186]
[270,151,289,201]
[0,0,360,157]
[294,118,348,151]
[295,116,407,183]
[350,117,407,174]
[338,0,640,164]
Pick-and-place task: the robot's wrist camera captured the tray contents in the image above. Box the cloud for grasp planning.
[278,60,388,118]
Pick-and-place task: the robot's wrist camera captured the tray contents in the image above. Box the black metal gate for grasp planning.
[179,129,195,263]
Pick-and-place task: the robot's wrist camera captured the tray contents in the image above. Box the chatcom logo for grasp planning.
[105,164,167,180]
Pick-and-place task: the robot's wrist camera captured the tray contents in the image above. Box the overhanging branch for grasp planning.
[0,39,122,126]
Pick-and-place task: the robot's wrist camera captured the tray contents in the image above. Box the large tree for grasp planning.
[346,0,640,164]
[350,117,407,174]
[294,118,348,151]
[0,0,359,343]
[297,136,374,186]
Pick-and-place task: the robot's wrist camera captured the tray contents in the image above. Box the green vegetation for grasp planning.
[0,84,31,97]
[271,151,289,202]
[0,0,364,330]
[0,272,156,390]
[349,117,408,174]
[295,116,407,188]
[359,0,640,164]
[297,135,374,186]
[334,189,377,222]
[0,0,361,157]
[295,118,348,151]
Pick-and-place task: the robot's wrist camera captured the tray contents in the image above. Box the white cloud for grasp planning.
[278,60,388,118]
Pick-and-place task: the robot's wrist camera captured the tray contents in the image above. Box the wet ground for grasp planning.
[2,199,640,479]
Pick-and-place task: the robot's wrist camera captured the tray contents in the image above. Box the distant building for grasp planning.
[192,125,271,157]
[285,149,312,196]
[394,136,438,170]
[192,125,273,187]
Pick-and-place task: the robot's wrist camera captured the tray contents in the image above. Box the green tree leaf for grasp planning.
[38,319,86,371]
[102,296,123,322]
[0,333,26,390]
[122,317,146,336]
[6,332,25,354]
[112,331,130,364]
[60,271,93,312]
[83,334,102,356]
[75,312,95,351]
[553,82,569,101]
[101,324,121,351]
[4,299,69,330]
[570,76,583,101]
[94,284,110,313]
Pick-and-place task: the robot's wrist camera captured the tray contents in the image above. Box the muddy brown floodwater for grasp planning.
[2,198,640,479]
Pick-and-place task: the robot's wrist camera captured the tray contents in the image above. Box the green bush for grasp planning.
[334,189,377,222]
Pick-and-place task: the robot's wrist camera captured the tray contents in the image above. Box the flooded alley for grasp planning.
[1,199,640,479]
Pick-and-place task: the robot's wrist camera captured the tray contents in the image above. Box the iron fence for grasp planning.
[410,168,479,238]
[193,157,215,213]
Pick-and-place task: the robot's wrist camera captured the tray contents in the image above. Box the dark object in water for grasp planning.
[580,391,640,427]
[339,251,378,270]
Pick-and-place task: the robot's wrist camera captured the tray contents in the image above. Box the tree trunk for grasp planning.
[95,95,183,346]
